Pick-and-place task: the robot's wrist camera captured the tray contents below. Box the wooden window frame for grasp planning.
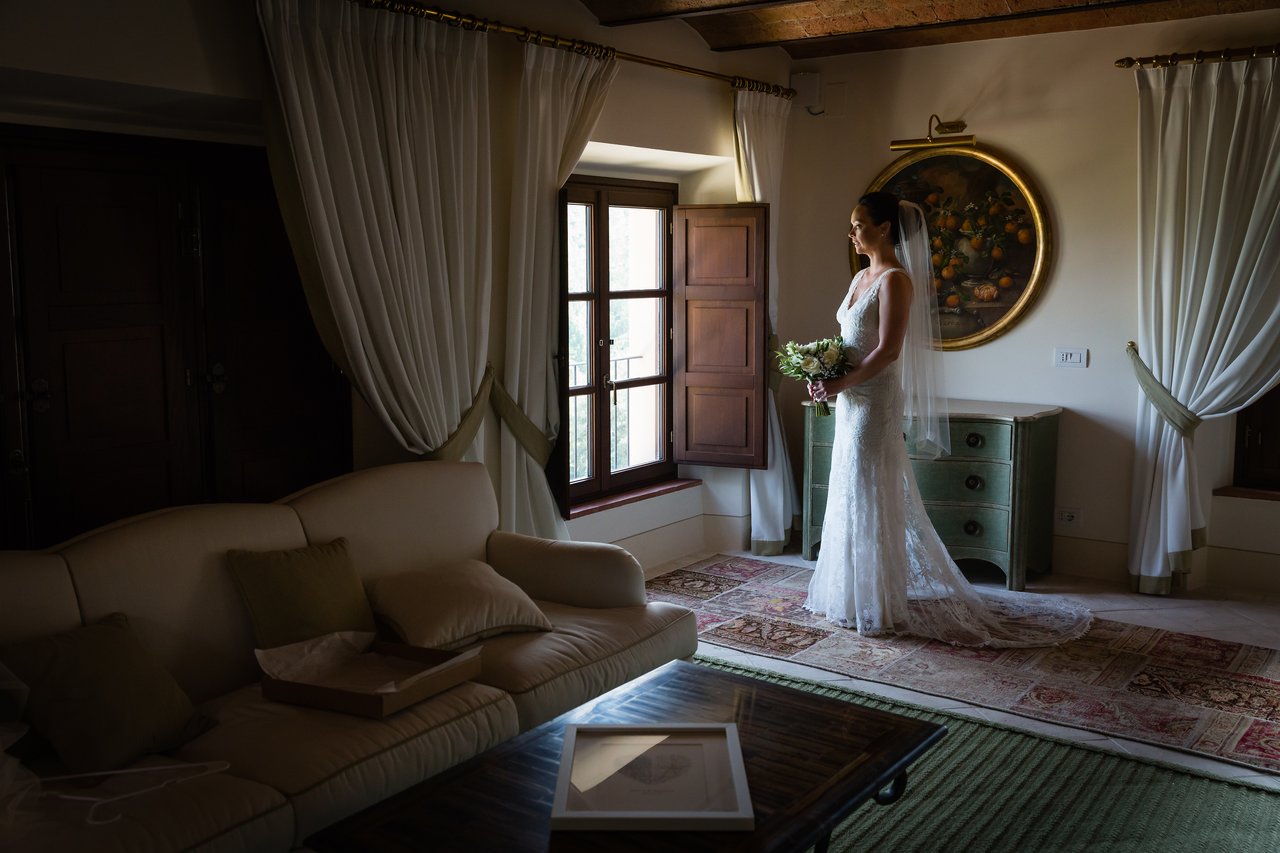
[553,175,679,515]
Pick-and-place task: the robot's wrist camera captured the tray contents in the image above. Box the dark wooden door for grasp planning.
[673,204,768,469]
[9,149,202,545]
[0,127,351,548]
[198,151,351,503]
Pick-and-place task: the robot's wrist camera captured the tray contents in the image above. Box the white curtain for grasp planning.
[1128,56,1280,594]
[258,0,491,458]
[734,89,799,556]
[500,43,618,537]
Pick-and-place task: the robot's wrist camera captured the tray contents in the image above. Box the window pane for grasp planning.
[610,383,663,472]
[608,207,663,292]
[609,298,663,381]
[567,203,591,294]
[570,394,593,482]
[568,301,591,389]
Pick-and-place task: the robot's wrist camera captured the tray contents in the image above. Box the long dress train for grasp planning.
[804,268,1093,647]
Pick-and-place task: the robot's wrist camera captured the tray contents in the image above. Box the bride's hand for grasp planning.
[810,380,829,402]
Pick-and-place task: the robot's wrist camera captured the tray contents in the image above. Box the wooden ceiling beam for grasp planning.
[683,0,1270,56]
[576,0,799,27]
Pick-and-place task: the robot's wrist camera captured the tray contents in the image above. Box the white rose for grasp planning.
[822,345,842,366]
[799,355,821,374]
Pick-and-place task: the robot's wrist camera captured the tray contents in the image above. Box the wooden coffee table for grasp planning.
[307,660,946,852]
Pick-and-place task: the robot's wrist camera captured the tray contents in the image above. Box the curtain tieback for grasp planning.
[1125,342,1202,436]
[491,376,554,468]
[424,365,496,461]
[423,364,553,466]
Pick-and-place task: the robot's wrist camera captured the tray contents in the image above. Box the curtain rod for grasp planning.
[1115,41,1279,69]
[353,0,795,98]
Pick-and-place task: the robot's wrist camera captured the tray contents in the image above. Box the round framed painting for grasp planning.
[855,146,1051,350]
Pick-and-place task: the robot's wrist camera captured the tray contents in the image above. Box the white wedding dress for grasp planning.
[805,268,1093,647]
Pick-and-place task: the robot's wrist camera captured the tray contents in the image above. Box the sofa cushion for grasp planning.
[5,756,293,853]
[174,680,519,841]
[473,601,698,729]
[226,537,376,649]
[1,613,206,773]
[0,553,81,645]
[368,560,553,650]
[283,461,497,583]
[57,503,309,704]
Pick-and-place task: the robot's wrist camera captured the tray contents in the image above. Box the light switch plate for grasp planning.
[1054,347,1088,368]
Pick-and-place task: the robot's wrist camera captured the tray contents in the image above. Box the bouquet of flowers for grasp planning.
[775,336,849,416]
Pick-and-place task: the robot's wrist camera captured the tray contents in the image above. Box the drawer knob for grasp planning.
[964,474,984,491]
[965,432,984,448]
[963,520,983,537]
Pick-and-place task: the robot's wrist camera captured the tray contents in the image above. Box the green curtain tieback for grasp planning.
[424,364,553,467]
[1125,341,1202,436]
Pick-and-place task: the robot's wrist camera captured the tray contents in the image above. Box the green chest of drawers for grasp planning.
[802,399,1061,591]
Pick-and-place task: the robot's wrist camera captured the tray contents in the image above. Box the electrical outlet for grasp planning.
[1055,506,1082,527]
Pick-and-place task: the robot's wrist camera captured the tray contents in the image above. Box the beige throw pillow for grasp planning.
[368,560,553,650]
[0,612,206,773]
[226,537,376,650]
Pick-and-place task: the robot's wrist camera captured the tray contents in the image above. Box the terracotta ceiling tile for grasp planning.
[797,13,870,37]
[750,3,824,25]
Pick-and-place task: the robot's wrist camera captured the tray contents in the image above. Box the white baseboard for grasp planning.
[703,514,750,554]
[1051,535,1129,585]
[612,517,706,573]
[1207,546,1280,595]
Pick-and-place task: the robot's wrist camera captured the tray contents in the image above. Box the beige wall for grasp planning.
[776,9,1280,582]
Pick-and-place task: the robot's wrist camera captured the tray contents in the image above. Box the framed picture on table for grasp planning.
[550,723,754,831]
[856,146,1052,350]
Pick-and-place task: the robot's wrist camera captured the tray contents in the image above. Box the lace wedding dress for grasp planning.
[804,268,1093,647]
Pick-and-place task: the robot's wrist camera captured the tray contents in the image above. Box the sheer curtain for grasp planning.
[1128,56,1280,593]
[258,0,492,460]
[500,42,618,537]
[735,89,798,556]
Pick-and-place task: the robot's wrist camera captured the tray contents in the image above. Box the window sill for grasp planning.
[569,478,702,520]
[1212,485,1280,502]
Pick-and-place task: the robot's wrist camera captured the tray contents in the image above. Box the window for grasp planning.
[558,176,678,509]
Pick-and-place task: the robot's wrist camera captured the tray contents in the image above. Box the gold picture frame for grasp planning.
[856,146,1051,350]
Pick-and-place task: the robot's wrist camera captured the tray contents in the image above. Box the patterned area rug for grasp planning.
[647,554,1280,774]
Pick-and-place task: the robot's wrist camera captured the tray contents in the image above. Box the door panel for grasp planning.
[13,154,199,546]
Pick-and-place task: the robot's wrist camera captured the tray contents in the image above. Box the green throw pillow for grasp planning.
[226,537,376,649]
[0,612,203,773]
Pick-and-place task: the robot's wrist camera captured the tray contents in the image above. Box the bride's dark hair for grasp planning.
[858,191,902,244]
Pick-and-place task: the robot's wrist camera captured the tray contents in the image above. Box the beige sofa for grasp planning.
[0,461,697,852]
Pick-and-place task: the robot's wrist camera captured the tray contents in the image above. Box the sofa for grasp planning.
[0,460,697,852]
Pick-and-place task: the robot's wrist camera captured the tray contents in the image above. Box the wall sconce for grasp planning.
[889,114,976,150]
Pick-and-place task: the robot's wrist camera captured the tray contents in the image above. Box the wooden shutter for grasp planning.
[673,204,768,469]
[1235,384,1280,489]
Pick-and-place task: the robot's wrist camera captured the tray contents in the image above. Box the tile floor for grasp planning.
[649,548,1280,792]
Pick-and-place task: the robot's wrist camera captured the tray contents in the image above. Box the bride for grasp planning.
[804,191,1092,647]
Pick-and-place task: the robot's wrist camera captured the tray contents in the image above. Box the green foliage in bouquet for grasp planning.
[775,336,849,416]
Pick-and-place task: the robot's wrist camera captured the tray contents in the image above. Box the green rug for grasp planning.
[696,656,1280,853]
